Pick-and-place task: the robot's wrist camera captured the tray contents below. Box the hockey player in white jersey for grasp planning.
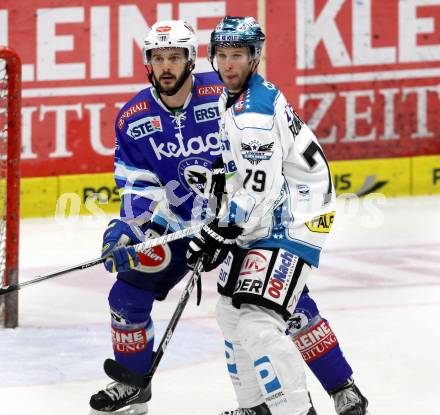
[186,17,368,415]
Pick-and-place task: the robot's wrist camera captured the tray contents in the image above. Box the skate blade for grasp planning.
[89,402,148,415]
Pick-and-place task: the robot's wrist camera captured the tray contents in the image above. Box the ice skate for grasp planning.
[89,381,151,414]
[219,402,271,415]
[331,378,368,415]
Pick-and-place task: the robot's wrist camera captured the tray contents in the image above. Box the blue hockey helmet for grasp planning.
[208,16,265,63]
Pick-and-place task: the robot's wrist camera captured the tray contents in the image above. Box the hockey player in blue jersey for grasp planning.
[88,20,224,415]
[186,17,369,415]
[89,18,368,415]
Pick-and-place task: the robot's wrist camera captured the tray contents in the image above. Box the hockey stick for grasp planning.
[0,224,203,296]
[103,254,206,388]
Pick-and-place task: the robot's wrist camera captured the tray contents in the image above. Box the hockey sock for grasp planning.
[289,292,353,392]
[109,280,156,375]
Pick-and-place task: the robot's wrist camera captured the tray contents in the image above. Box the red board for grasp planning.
[267,0,440,160]
[2,0,257,177]
[2,0,440,177]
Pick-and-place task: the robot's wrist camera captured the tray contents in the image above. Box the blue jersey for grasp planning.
[114,72,224,229]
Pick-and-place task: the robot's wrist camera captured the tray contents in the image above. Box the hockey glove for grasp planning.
[101,219,145,273]
[104,246,139,273]
[186,219,242,272]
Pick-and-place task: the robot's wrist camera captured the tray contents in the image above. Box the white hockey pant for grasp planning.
[216,296,311,415]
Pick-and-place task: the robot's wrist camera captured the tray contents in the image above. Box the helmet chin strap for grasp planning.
[147,62,195,97]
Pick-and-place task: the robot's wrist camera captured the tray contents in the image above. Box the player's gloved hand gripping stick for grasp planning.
[0,224,203,296]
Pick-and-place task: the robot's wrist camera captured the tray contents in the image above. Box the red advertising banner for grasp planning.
[1,0,256,177]
[2,0,440,177]
[267,0,440,160]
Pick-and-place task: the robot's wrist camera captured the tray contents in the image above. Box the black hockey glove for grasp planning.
[186,219,242,272]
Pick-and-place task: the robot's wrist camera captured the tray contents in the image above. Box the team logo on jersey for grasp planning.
[241,140,274,165]
[178,157,212,198]
[305,211,335,233]
[118,101,149,130]
[193,102,220,123]
[196,85,224,97]
[127,116,162,139]
[136,229,171,273]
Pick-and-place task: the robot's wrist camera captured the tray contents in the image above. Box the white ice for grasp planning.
[1,195,440,414]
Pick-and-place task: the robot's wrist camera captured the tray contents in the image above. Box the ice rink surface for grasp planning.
[1,195,440,414]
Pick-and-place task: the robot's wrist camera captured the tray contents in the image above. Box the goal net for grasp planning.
[0,46,21,328]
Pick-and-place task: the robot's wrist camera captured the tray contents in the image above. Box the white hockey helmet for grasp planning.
[143,20,198,65]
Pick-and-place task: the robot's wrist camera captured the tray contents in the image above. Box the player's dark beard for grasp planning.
[148,62,193,97]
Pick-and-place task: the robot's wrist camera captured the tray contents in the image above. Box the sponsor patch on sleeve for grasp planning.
[305,211,335,233]
[196,85,224,96]
[118,101,150,130]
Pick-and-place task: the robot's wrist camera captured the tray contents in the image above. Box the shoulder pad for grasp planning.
[116,87,158,132]
[232,75,279,117]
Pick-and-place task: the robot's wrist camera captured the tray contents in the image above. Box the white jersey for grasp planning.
[219,73,336,267]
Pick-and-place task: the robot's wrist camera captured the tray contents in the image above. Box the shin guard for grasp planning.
[109,280,155,375]
[288,291,353,392]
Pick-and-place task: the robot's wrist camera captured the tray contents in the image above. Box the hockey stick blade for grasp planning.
[0,257,104,296]
[0,285,15,295]
[104,359,149,388]
[0,224,203,296]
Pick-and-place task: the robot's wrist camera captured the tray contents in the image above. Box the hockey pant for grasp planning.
[217,295,312,415]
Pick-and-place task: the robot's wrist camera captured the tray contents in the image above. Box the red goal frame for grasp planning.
[0,46,21,328]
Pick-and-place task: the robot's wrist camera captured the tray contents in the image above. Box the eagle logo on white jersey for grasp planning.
[241,140,274,165]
